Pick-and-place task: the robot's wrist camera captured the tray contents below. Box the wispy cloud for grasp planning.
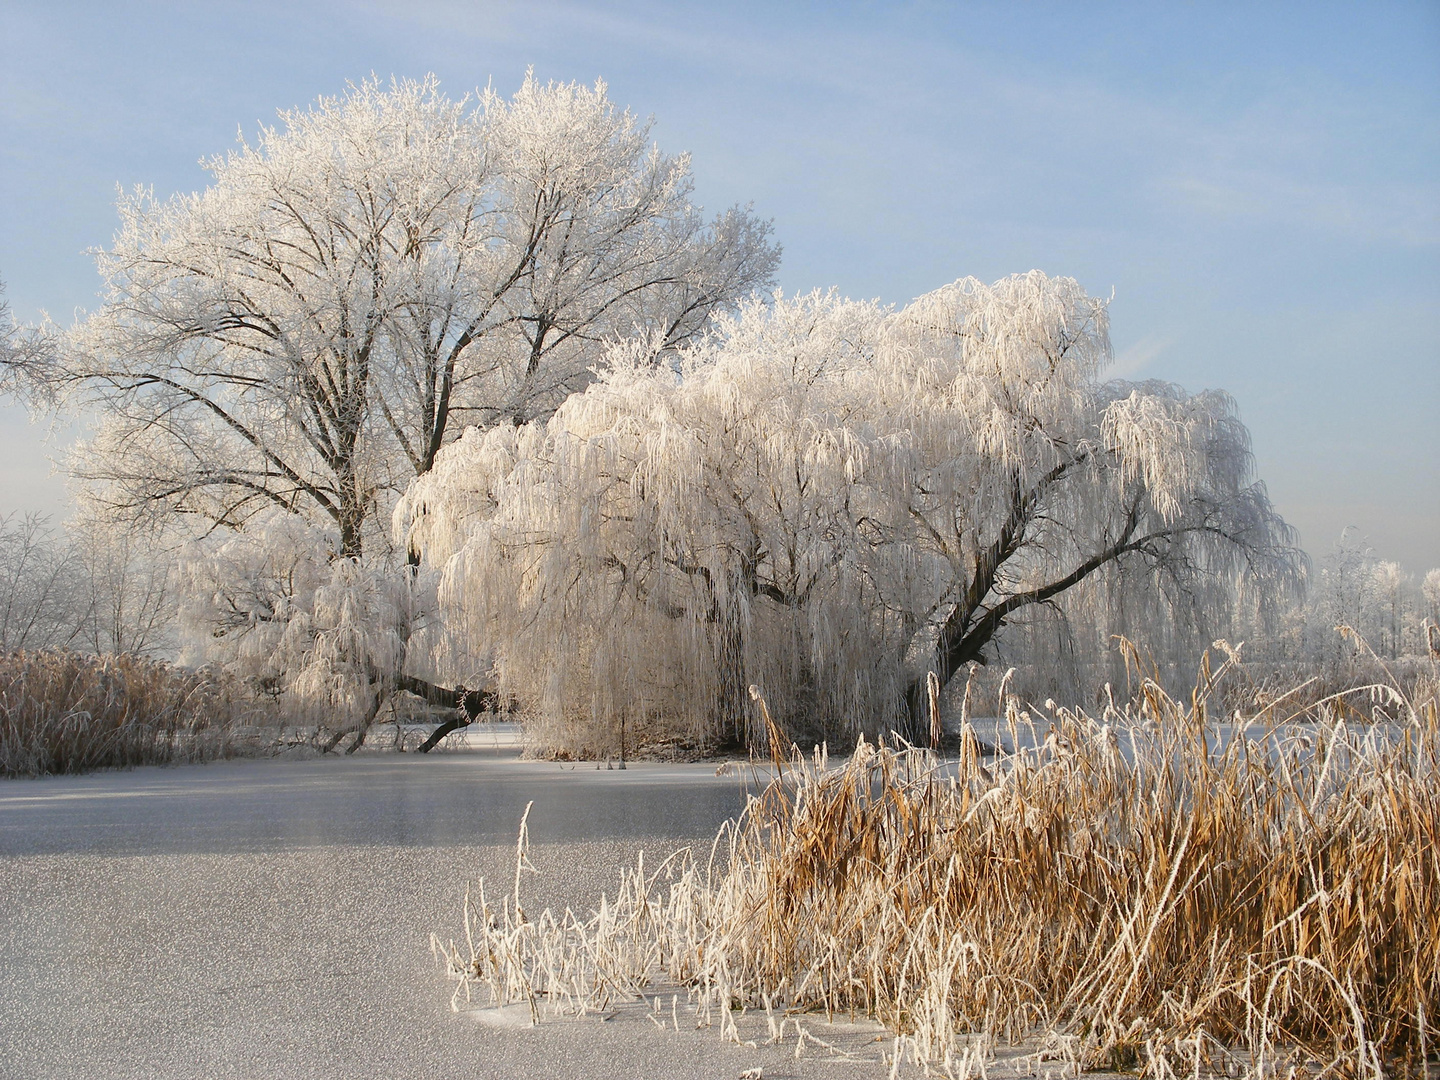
[1159,168,1440,247]
[1108,334,1176,380]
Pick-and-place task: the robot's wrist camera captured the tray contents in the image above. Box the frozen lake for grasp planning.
[0,740,753,857]
[3,718,1363,1078]
[0,749,895,1080]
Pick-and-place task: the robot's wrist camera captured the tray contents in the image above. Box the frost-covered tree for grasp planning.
[0,277,56,402]
[0,511,176,658]
[0,514,82,652]
[175,508,446,747]
[1299,533,1435,662]
[46,74,775,744]
[1303,529,1384,664]
[1370,560,1408,659]
[69,515,179,657]
[402,292,894,749]
[870,277,1300,720]
[63,74,778,559]
[400,273,1302,750]
[1424,569,1440,658]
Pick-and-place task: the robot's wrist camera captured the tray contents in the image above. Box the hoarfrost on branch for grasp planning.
[401,273,1303,749]
[64,73,778,560]
[48,74,776,735]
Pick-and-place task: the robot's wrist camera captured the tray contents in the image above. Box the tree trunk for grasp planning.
[397,673,463,709]
[713,605,748,751]
[905,608,996,732]
[413,684,508,754]
[319,676,504,755]
[343,686,387,754]
[415,715,468,754]
[320,681,390,754]
[337,497,366,560]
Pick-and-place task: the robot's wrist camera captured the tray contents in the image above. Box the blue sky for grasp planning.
[2,0,1437,570]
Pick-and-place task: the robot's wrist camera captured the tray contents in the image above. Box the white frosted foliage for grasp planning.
[1425,569,1440,620]
[401,273,1300,751]
[54,73,775,716]
[180,509,431,723]
[64,72,777,560]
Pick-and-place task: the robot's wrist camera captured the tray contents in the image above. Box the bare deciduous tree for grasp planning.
[0,277,57,403]
[40,75,776,745]
[69,516,178,657]
[0,514,81,652]
[0,511,179,659]
[64,74,778,559]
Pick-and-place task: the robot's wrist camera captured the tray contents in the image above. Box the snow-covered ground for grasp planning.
[0,751,913,1079]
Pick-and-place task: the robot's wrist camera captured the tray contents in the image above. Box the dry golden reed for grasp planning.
[0,649,256,777]
[437,649,1438,1079]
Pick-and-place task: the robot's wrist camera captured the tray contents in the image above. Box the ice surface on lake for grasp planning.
[4,753,894,1080]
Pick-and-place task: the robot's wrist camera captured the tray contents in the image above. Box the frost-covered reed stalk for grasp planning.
[435,668,1438,1078]
[0,650,265,776]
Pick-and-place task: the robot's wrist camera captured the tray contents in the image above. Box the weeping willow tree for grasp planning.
[399,272,1302,752]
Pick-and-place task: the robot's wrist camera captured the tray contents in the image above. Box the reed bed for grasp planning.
[0,649,261,777]
[435,654,1439,1079]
